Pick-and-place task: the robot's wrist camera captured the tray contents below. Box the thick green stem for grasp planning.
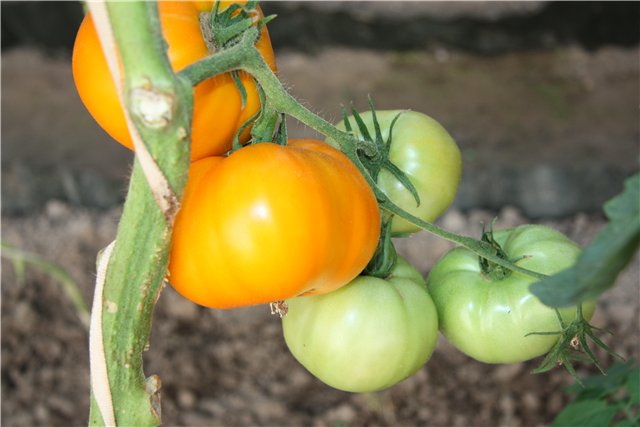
[89,2,192,426]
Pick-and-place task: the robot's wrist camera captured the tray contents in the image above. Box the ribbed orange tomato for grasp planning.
[72,1,277,161]
[168,139,381,308]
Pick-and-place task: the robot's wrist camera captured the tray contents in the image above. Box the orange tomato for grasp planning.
[72,1,277,161]
[168,139,381,308]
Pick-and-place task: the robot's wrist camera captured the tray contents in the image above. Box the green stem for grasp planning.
[178,28,258,86]
[89,3,192,426]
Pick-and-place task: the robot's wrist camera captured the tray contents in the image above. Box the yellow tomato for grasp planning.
[168,139,381,308]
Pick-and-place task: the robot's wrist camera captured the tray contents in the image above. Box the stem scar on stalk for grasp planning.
[129,83,175,128]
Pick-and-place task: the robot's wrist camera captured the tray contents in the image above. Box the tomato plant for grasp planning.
[427,224,597,364]
[333,110,462,235]
[84,3,630,423]
[168,139,380,308]
[72,1,277,161]
[282,256,439,392]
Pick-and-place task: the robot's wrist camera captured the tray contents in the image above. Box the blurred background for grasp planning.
[2,1,639,426]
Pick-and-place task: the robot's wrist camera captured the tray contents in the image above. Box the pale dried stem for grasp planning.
[89,240,116,427]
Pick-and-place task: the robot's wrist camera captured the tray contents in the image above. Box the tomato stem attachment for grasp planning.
[342,100,421,207]
[479,220,512,280]
[528,304,624,384]
[250,84,281,144]
[209,0,274,50]
[364,217,398,278]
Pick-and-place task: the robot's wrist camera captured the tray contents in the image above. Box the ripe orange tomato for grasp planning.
[168,139,381,308]
[72,1,277,161]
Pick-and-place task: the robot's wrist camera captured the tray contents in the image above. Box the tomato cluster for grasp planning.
[74,1,595,395]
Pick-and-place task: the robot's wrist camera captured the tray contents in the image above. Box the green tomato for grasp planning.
[331,110,462,235]
[426,224,597,364]
[282,257,439,392]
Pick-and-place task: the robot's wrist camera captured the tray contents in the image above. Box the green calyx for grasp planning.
[209,1,278,142]
[364,217,398,279]
[209,0,275,50]
[199,1,283,153]
[528,304,624,383]
[479,221,512,281]
[342,98,421,207]
[342,98,421,279]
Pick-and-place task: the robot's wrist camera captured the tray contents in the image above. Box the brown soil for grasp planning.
[2,202,638,427]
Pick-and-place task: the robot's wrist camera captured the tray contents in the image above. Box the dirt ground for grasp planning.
[1,20,639,427]
[2,202,639,427]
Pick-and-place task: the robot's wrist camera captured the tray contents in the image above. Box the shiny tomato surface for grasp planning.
[168,139,381,308]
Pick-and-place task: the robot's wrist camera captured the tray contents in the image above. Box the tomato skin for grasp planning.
[332,110,462,235]
[72,1,277,161]
[282,256,438,393]
[427,224,596,364]
[168,139,380,309]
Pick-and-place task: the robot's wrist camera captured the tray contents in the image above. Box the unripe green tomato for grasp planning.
[282,257,439,392]
[330,110,462,235]
[427,224,597,364]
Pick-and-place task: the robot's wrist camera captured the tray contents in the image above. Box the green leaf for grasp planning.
[626,367,640,404]
[552,399,618,427]
[531,173,640,307]
[605,174,640,222]
[566,360,637,400]
[615,419,639,427]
